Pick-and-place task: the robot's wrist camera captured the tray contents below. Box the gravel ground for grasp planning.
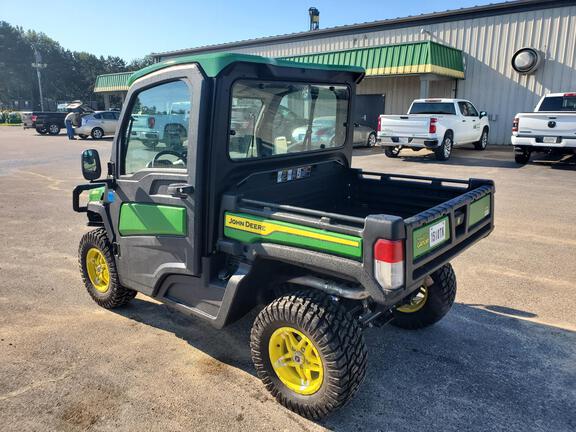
[1,126,575,432]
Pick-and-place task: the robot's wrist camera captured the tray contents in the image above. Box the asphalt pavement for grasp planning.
[1,126,575,432]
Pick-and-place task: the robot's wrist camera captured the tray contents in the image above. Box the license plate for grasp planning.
[543,136,558,143]
[429,220,447,248]
[413,217,450,259]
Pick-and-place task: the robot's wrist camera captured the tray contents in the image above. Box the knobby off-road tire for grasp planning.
[251,290,367,420]
[514,147,531,164]
[79,228,136,308]
[391,263,457,330]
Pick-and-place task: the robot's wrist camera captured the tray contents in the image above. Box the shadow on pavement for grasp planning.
[115,298,576,432]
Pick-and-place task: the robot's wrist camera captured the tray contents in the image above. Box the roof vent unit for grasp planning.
[309,7,320,31]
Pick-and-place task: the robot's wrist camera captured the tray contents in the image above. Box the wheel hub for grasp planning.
[269,327,323,395]
[86,248,110,293]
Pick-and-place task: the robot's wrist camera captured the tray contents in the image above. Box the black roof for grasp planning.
[153,0,571,59]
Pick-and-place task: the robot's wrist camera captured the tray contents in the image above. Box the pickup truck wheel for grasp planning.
[142,139,158,149]
[474,129,489,150]
[78,134,88,140]
[514,148,531,164]
[384,146,401,158]
[251,290,367,420]
[79,228,136,309]
[366,132,377,147]
[36,127,48,135]
[391,264,456,330]
[91,128,104,140]
[434,133,453,161]
[48,123,61,135]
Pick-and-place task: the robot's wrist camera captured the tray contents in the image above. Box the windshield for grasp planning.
[228,80,349,160]
[409,102,456,115]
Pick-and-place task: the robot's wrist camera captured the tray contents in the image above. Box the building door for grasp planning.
[353,94,385,144]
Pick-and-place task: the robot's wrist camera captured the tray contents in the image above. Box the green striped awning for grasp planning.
[280,41,465,79]
[94,72,133,93]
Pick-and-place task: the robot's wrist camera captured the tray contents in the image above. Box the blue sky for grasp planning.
[2,0,494,61]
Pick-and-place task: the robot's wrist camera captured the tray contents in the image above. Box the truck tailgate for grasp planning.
[518,113,576,137]
[379,115,431,136]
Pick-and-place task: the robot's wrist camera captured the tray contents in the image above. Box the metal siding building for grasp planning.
[153,0,576,144]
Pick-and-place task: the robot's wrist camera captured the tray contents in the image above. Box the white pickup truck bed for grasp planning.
[512,93,576,164]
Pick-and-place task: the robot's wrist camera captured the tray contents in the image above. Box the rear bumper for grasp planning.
[378,135,439,148]
[511,135,576,148]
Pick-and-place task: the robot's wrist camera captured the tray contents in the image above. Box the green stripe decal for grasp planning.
[224,212,363,260]
[119,203,187,236]
[413,216,450,259]
[468,195,491,228]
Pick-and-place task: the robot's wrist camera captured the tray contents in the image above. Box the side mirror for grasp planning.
[81,149,102,181]
[479,111,487,119]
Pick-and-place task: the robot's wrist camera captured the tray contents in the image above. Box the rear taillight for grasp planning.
[512,117,519,132]
[374,239,404,290]
[429,117,437,134]
[377,116,382,132]
[148,116,155,128]
[31,115,37,122]
[563,93,576,97]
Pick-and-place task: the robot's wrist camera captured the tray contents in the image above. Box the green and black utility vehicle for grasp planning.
[73,53,494,419]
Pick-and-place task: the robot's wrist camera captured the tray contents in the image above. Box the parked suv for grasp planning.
[75,111,120,139]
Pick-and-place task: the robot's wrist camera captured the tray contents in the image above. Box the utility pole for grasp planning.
[31,47,47,111]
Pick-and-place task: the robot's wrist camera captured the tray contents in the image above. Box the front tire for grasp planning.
[384,146,401,158]
[434,132,453,161]
[91,127,104,140]
[79,228,136,309]
[251,290,367,420]
[474,128,489,150]
[391,264,457,330]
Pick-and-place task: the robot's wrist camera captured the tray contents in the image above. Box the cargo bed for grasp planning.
[220,161,494,302]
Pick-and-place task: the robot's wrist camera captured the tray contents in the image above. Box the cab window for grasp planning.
[121,80,191,174]
[228,80,349,160]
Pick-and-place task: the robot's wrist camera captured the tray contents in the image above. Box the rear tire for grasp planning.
[36,127,47,135]
[366,132,377,147]
[384,146,401,158]
[474,128,489,150]
[79,228,136,309]
[91,128,104,140]
[48,123,61,135]
[251,290,367,420]
[391,264,457,330]
[434,132,453,161]
[514,147,531,164]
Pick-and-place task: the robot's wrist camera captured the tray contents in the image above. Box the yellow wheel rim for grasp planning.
[397,285,428,313]
[268,327,323,395]
[86,248,110,293]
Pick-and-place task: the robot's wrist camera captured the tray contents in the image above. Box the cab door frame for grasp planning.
[107,64,209,296]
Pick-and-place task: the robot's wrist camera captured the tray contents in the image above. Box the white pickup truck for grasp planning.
[377,98,490,161]
[511,93,576,164]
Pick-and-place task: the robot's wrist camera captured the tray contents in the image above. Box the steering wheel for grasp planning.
[151,150,187,168]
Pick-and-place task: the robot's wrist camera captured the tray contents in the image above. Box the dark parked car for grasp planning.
[33,112,67,135]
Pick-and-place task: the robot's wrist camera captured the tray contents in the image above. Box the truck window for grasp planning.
[465,102,479,117]
[409,103,456,115]
[121,80,191,174]
[538,96,576,112]
[228,80,349,160]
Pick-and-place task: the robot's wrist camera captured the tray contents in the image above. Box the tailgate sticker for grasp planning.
[224,212,362,259]
[413,216,450,259]
[468,195,491,228]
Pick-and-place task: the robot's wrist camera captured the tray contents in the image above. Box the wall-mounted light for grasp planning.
[511,47,542,74]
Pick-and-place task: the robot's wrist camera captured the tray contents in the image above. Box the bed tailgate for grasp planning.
[403,179,494,287]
